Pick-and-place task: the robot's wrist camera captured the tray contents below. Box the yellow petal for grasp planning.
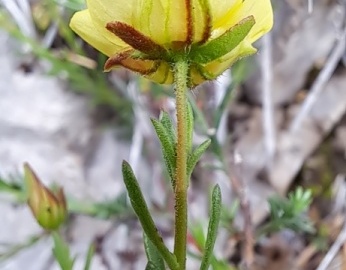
[211,0,273,42]
[69,10,123,56]
[191,0,213,43]
[133,0,187,44]
[210,0,238,29]
[86,0,134,47]
[145,61,174,84]
[133,0,212,45]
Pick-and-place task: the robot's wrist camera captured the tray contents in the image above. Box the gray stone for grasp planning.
[244,0,344,105]
[0,29,135,269]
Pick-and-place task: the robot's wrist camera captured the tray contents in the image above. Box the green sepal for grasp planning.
[190,16,255,64]
[187,139,211,180]
[151,118,176,187]
[159,111,177,147]
[192,63,217,81]
[106,21,167,59]
[121,161,179,270]
[144,234,165,270]
[200,184,222,270]
[131,50,163,61]
[52,231,75,270]
[186,101,194,155]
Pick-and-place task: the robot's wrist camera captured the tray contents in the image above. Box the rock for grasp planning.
[244,0,344,105]
[0,29,140,269]
[0,29,92,269]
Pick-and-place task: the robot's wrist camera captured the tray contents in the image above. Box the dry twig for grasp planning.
[229,151,254,268]
[316,222,346,270]
[215,71,232,145]
[127,81,152,174]
[260,33,276,168]
[290,24,346,132]
[308,0,314,14]
[0,0,36,40]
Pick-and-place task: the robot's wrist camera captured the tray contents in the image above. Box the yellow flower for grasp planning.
[24,163,67,230]
[70,0,273,86]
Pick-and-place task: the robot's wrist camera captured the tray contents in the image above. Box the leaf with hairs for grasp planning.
[151,118,176,187]
[187,139,211,180]
[122,161,179,270]
[144,233,165,270]
[200,185,222,270]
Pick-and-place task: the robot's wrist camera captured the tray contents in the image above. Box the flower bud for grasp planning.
[24,163,67,230]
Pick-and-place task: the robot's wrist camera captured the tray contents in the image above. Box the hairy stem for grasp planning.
[173,59,189,269]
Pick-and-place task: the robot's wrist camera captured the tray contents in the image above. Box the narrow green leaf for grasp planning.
[186,101,194,155]
[145,261,158,270]
[213,81,236,131]
[187,93,209,134]
[187,139,211,180]
[83,242,95,270]
[151,118,176,187]
[190,16,256,64]
[211,257,234,270]
[160,111,176,145]
[52,232,75,270]
[189,223,206,251]
[200,185,222,270]
[0,179,16,192]
[0,234,42,262]
[122,161,179,270]
[0,176,24,201]
[144,234,165,270]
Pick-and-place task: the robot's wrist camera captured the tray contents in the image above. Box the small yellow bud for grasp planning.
[24,163,67,230]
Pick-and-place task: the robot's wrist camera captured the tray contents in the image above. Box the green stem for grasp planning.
[173,59,189,269]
